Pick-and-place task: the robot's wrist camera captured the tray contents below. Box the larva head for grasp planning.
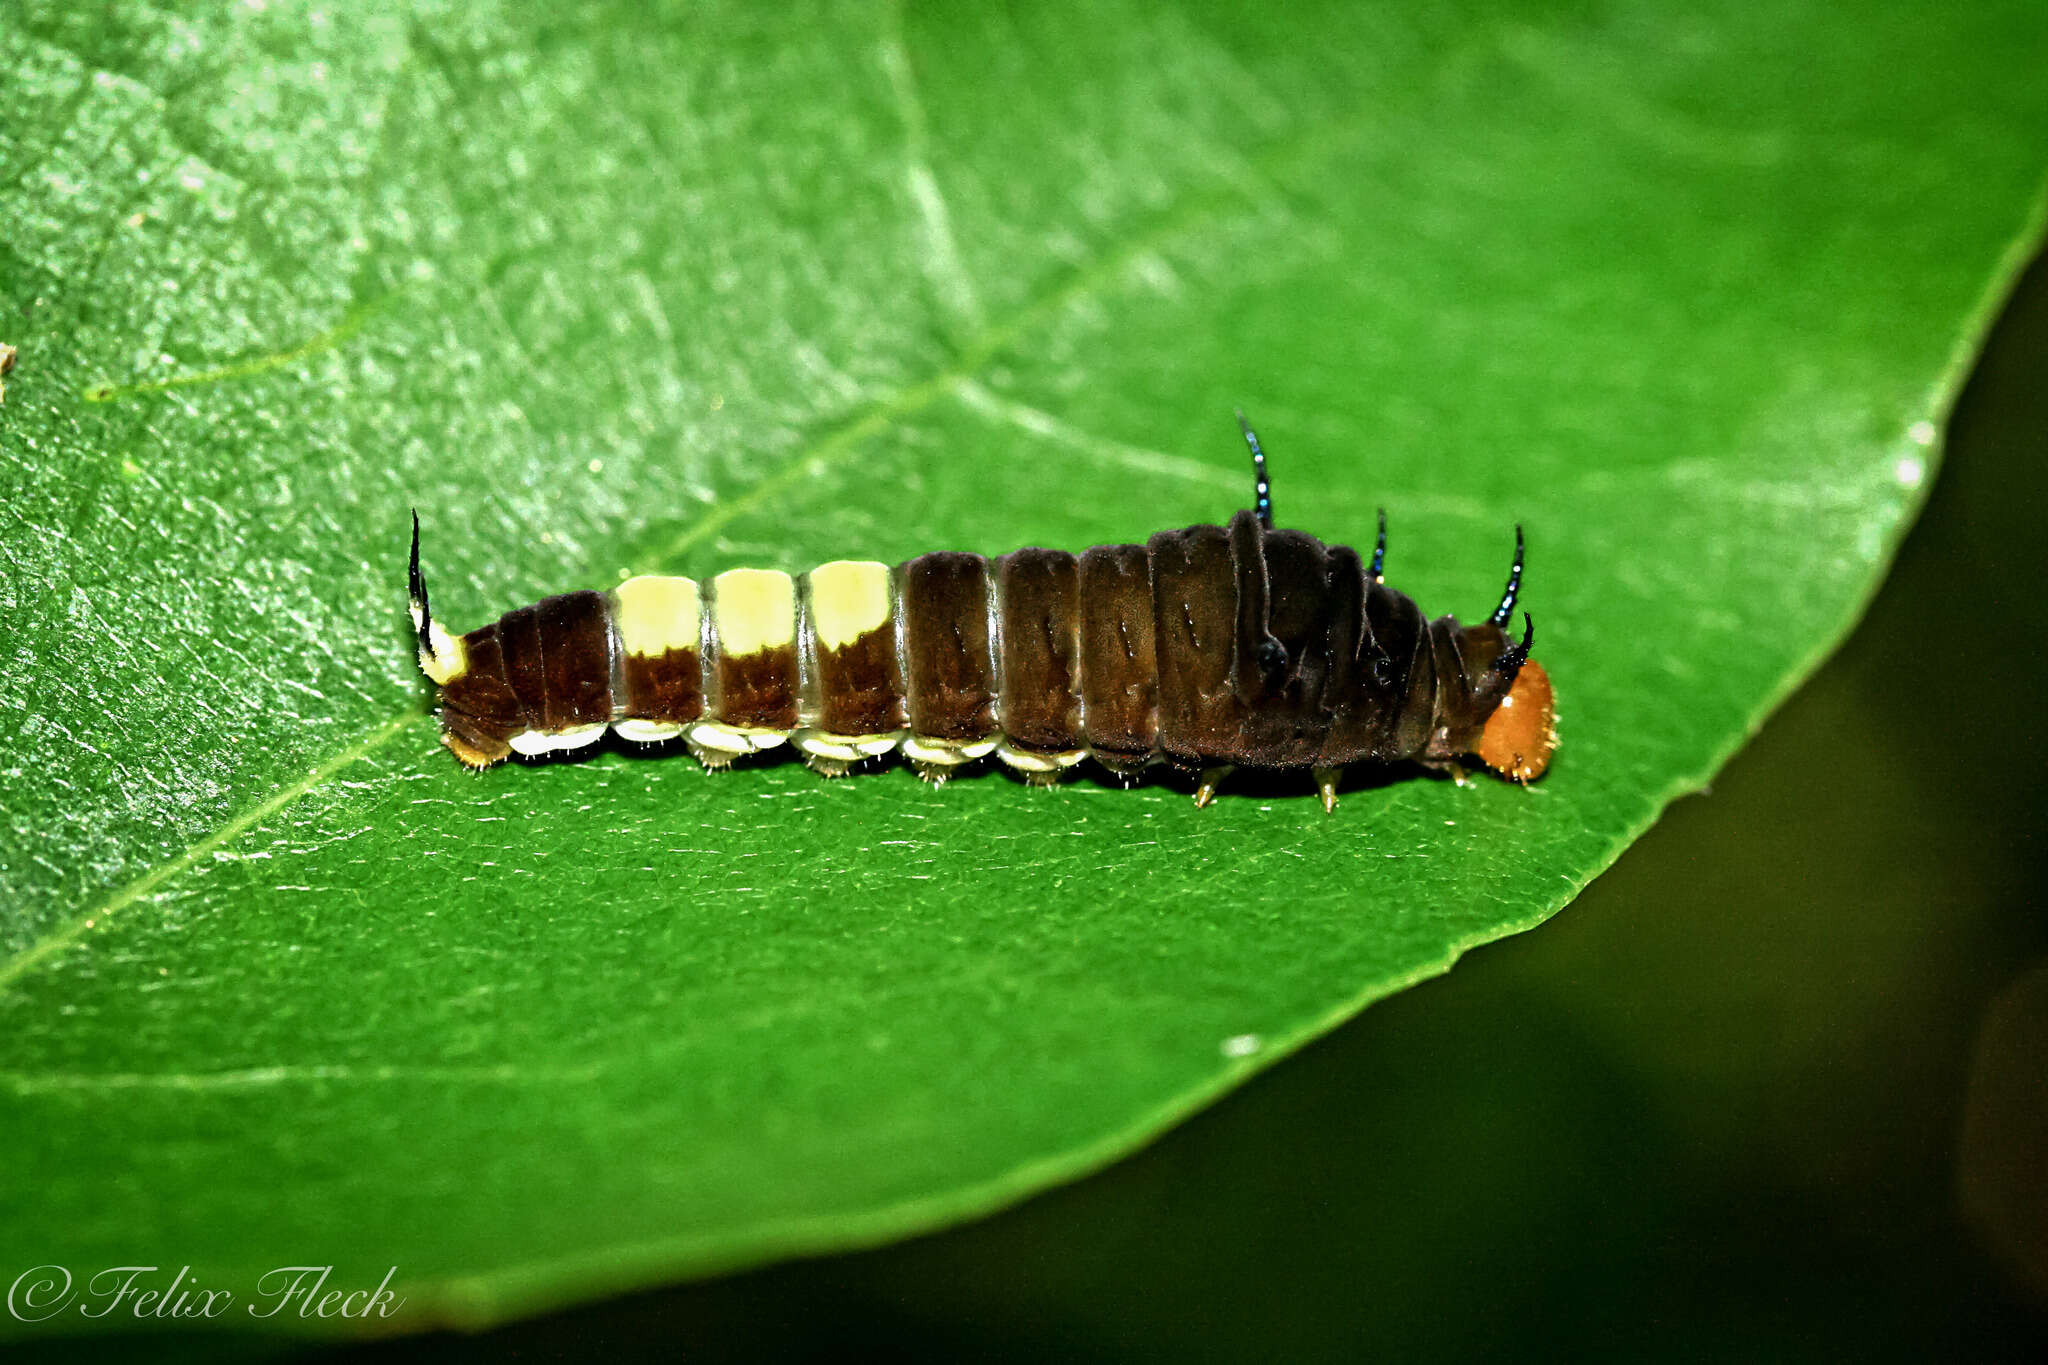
[1477,655,1555,782]
[1466,525,1554,782]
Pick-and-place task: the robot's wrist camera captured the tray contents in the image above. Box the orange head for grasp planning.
[1477,657,1556,783]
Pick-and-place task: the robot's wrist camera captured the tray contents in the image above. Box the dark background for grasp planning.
[62,251,2048,1363]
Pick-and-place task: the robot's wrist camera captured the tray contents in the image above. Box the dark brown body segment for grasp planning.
[900,552,997,741]
[1238,526,1345,768]
[1147,522,1240,769]
[538,592,615,729]
[498,591,614,731]
[1366,579,1435,763]
[1075,544,1159,770]
[439,590,614,763]
[717,651,800,730]
[619,646,703,726]
[1307,546,1376,766]
[1136,510,1481,771]
[439,623,523,764]
[713,606,801,732]
[811,621,905,736]
[1148,511,1381,769]
[995,549,1083,752]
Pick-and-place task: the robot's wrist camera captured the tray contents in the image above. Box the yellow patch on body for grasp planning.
[412,612,468,685]
[712,568,796,656]
[612,574,702,657]
[805,560,894,650]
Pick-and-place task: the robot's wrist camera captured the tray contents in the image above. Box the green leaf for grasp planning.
[1,0,2042,1339]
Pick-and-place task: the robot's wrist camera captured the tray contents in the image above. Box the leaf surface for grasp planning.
[1,0,2043,1336]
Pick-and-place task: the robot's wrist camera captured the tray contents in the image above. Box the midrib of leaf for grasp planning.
[0,94,1383,999]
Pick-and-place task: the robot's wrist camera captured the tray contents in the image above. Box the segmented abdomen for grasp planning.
[432,509,1457,777]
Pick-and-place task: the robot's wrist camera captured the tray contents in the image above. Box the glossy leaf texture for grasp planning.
[1,0,2043,1339]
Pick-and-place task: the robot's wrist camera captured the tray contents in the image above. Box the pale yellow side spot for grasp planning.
[794,732,864,763]
[713,568,796,656]
[796,729,905,762]
[807,560,893,650]
[996,741,1087,773]
[688,722,788,754]
[902,736,998,764]
[614,719,685,744]
[508,724,607,756]
[411,609,467,685]
[613,574,701,657]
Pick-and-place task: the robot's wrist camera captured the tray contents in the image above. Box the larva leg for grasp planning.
[1314,766,1341,814]
[1193,765,1234,809]
[687,735,744,770]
